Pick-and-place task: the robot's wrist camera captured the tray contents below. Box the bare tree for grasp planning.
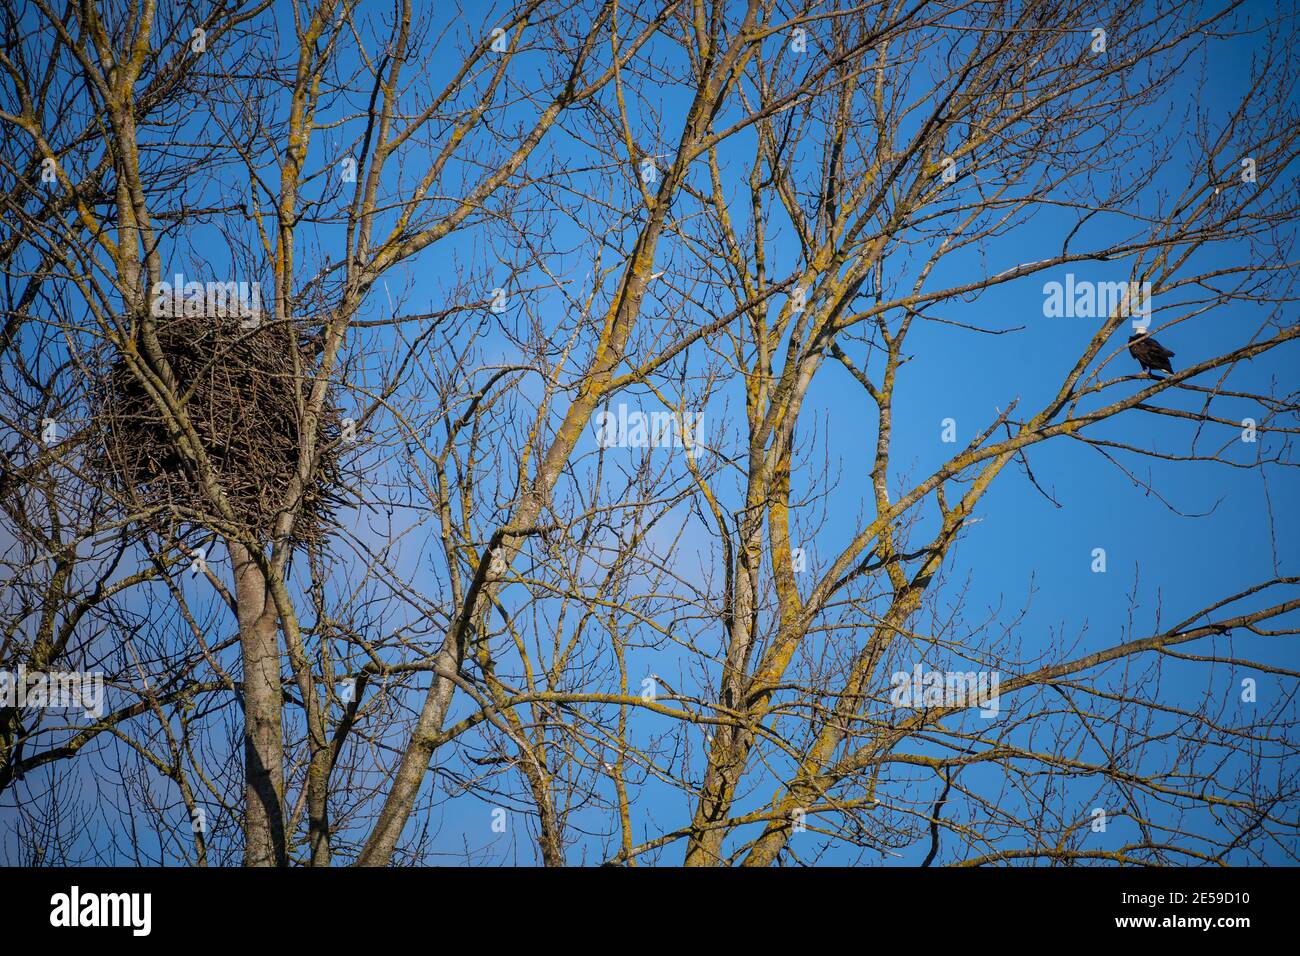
[2,0,1297,868]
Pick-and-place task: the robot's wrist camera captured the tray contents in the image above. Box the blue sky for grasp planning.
[3,0,1297,866]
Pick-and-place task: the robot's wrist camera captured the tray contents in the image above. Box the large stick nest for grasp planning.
[93,312,344,547]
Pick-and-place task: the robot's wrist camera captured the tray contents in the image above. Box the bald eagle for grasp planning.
[1128,333,1174,376]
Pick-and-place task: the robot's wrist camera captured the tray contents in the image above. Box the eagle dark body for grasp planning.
[1128,333,1175,375]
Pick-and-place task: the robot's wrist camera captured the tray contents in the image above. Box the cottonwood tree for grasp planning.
[2,0,678,865]
[1,0,1297,868]
[658,0,1300,866]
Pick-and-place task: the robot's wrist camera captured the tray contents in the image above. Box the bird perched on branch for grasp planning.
[1128,332,1175,376]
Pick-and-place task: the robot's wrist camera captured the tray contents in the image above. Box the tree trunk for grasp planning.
[230,540,287,867]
